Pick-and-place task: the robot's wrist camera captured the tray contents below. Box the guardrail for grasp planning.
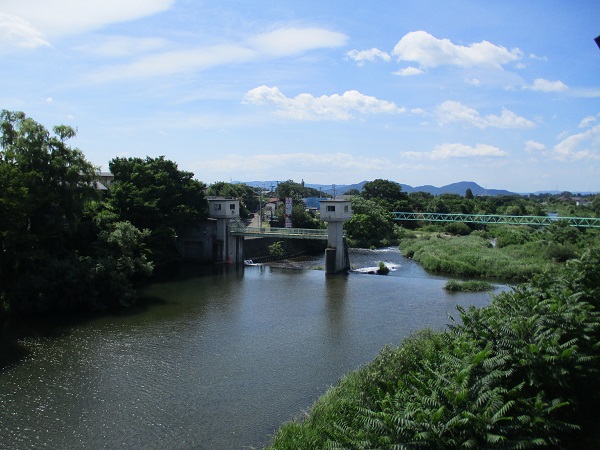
[390,212,600,228]
[230,225,330,239]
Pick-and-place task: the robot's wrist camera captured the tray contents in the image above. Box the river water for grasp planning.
[0,248,505,449]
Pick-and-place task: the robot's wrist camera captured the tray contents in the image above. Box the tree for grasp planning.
[361,179,410,212]
[0,110,99,313]
[207,181,260,219]
[345,197,397,247]
[276,179,321,201]
[107,156,208,267]
[465,188,474,199]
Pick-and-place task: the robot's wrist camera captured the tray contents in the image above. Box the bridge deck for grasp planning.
[231,226,329,239]
[391,212,600,228]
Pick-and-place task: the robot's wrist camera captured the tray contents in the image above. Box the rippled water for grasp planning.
[0,248,505,449]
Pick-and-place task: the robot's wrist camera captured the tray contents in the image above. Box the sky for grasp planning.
[1,0,599,193]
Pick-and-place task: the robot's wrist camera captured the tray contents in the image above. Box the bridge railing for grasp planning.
[390,212,600,228]
[230,225,330,239]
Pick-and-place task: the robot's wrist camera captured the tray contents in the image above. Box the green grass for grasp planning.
[399,232,558,281]
[444,279,495,292]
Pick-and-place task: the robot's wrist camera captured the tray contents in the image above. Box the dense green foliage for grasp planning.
[276,179,324,201]
[106,156,207,268]
[444,280,495,292]
[273,203,322,229]
[345,196,399,248]
[0,111,206,314]
[266,248,600,449]
[399,224,599,281]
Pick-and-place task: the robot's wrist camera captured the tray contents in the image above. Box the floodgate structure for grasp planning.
[176,199,600,274]
[176,198,353,274]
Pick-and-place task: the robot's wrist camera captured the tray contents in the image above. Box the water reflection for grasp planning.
[0,248,504,449]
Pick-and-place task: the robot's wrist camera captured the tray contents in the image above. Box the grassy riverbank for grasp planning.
[398,229,558,281]
[265,248,600,449]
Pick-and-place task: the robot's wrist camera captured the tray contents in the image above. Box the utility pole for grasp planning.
[259,188,263,228]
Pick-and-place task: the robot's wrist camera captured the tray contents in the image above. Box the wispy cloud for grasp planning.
[525,78,568,92]
[578,115,598,129]
[403,143,507,160]
[248,27,347,57]
[346,48,391,65]
[436,101,535,129]
[1,0,174,41]
[525,140,546,153]
[393,66,424,76]
[392,31,522,70]
[553,124,600,160]
[243,86,404,120]
[88,27,347,82]
[0,13,51,49]
[77,35,168,58]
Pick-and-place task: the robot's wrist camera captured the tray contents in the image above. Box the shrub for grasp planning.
[266,248,600,449]
[444,279,495,292]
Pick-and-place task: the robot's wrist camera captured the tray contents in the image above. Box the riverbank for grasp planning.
[264,247,600,449]
[399,230,559,281]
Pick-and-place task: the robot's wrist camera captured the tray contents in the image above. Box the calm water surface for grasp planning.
[0,248,506,449]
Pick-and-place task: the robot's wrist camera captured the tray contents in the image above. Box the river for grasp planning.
[0,248,506,449]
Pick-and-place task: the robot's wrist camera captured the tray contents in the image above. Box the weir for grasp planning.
[177,197,353,273]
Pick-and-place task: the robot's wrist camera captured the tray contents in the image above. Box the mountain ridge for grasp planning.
[239,180,515,196]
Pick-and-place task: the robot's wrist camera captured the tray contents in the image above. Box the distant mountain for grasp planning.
[237,180,515,196]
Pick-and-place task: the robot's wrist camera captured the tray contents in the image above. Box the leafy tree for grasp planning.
[465,187,474,199]
[0,110,98,313]
[274,203,321,229]
[276,179,321,201]
[107,156,208,266]
[343,188,360,196]
[361,179,410,212]
[345,197,397,247]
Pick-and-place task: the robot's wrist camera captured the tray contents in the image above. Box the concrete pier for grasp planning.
[319,199,352,274]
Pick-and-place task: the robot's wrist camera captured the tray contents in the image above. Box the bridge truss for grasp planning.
[390,212,600,228]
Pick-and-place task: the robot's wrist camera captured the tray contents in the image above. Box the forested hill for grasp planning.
[241,180,514,196]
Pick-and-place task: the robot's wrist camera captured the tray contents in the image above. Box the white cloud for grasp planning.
[578,115,597,129]
[89,27,347,82]
[1,0,174,39]
[436,101,535,129]
[553,124,600,160]
[525,140,546,153]
[393,66,424,76]
[529,53,548,61]
[243,86,405,120]
[0,13,50,49]
[526,78,568,92]
[391,31,522,69]
[90,44,257,82]
[403,143,507,160]
[346,47,391,65]
[78,35,168,57]
[248,28,347,57]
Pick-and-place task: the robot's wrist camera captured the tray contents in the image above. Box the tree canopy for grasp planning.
[107,156,208,267]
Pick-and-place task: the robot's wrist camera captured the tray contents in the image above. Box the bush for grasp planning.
[444,221,472,236]
[444,279,495,292]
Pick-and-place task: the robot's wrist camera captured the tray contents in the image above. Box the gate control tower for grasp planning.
[319,199,352,273]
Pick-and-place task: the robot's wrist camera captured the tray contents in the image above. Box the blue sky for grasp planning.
[1,0,599,192]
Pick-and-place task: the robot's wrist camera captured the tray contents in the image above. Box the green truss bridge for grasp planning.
[390,212,600,228]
